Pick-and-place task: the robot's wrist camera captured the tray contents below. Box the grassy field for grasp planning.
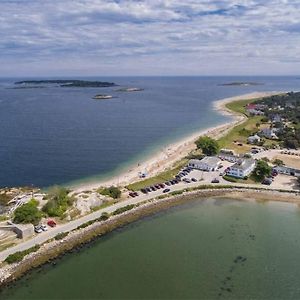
[127,159,188,191]
[225,98,259,116]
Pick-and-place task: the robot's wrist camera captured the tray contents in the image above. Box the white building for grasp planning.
[226,159,256,178]
[188,156,221,171]
[247,134,261,144]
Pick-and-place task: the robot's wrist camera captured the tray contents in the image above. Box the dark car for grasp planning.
[163,188,170,193]
[146,187,152,192]
[150,186,157,191]
[211,178,220,183]
[262,178,272,185]
[155,184,161,189]
[47,220,57,227]
[159,183,165,188]
[141,188,148,194]
[191,178,197,182]
[129,192,136,197]
[165,182,171,186]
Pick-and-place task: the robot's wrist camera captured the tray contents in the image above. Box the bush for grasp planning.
[5,245,40,264]
[42,186,74,218]
[54,232,69,240]
[223,175,238,182]
[112,204,135,215]
[13,199,42,225]
[98,186,121,199]
[99,212,110,221]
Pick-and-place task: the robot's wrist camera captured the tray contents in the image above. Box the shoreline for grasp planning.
[73,91,281,192]
[0,187,299,287]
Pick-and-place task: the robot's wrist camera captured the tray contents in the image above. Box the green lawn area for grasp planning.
[225,98,259,116]
[223,174,258,184]
[218,115,263,153]
[127,159,188,191]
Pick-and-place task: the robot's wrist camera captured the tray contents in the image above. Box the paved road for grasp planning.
[0,169,297,262]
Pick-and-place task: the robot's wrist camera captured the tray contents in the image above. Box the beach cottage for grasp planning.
[188,156,221,171]
[226,159,256,178]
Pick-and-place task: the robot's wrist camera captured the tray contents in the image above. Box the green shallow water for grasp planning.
[2,197,300,299]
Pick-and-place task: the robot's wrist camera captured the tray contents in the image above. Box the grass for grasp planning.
[127,158,188,191]
[218,115,263,153]
[223,174,257,184]
[225,98,257,116]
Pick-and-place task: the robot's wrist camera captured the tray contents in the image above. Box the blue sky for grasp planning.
[1,0,300,76]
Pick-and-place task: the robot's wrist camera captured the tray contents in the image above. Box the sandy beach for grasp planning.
[73,91,282,192]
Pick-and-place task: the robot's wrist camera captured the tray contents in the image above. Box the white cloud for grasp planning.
[0,0,300,75]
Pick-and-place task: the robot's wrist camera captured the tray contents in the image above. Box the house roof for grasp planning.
[189,156,220,166]
[231,159,256,171]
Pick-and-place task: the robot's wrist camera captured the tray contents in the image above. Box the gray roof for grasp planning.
[231,159,256,171]
[189,156,220,166]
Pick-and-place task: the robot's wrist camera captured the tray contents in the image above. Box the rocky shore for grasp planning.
[0,187,299,288]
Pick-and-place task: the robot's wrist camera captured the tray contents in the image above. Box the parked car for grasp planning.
[262,178,272,185]
[34,226,43,233]
[211,178,220,183]
[129,192,136,197]
[40,224,48,231]
[163,188,170,193]
[191,178,197,182]
[47,220,57,227]
[165,182,171,186]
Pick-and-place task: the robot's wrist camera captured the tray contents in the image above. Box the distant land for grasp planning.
[92,94,114,100]
[14,80,117,88]
[219,82,264,86]
[117,87,144,92]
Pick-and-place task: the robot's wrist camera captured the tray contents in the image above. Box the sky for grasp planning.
[0,0,300,76]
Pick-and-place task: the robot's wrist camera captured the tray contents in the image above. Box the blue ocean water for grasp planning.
[0,76,299,188]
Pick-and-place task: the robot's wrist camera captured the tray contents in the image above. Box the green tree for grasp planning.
[273,159,284,166]
[42,186,74,217]
[13,199,42,225]
[98,186,121,199]
[253,160,272,181]
[195,136,219,156]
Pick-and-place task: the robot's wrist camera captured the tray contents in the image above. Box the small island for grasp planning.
[14,80,117,88]
[219,82,263,86]
[117,87,144,92]
[92,94,114,100]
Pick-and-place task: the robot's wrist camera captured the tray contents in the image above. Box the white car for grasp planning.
[34,226,43,233]
[40,224,48,231]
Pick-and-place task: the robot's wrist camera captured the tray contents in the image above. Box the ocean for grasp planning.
[0,76,299,188]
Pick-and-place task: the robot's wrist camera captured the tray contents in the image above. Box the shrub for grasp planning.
[5,245,40,264]
[13,199,42,225]
[99,212,110,221]
[223,175,238,183]
[112,204,135,215]
[42,186,74,217]
[98,186,121,199]
[54,232,69,240]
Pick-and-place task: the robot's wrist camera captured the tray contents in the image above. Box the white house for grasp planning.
[188,156,221,171]
[247,134,261,144]
[226,159,256,178]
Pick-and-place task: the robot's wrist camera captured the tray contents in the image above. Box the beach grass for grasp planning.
[126,158,188,191]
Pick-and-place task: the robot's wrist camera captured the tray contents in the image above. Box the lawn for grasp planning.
[225,98,261,116]
[127,159,188,191]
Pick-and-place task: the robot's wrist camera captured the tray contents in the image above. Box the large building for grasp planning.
[188,156,221,171]
[226,159,256,178]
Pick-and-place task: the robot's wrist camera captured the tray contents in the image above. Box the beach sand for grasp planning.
[73,91,281,193]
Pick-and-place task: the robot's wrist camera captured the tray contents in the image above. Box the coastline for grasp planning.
[73,91,282,192]
[0,90,299,287]
[1,187,299,287]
